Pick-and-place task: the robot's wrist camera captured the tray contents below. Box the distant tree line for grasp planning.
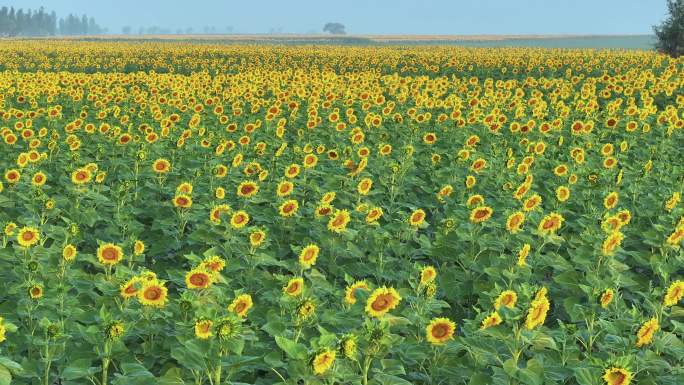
[0,6,105,36]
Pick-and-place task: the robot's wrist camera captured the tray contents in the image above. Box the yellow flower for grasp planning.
[185,268,214,289]
[664,280,684,307]
[97,243,123,266]
[134,240,145,256]
[279,199,299,217]
[665,192,680,212]
[506,211,525,233]
[237,181,259,198]
[425,317,456,344]
[228,294,253,317]
[517,244,531,266]
[71,168,92,185]
[249,230,266,247]
[420,266,437,285]
[480,312,503,330]
[230,210,250,229]
[62,244,77,262]
[604,191,619,210]
[152,158,171,173]
[4,222,16,236]
[31,171,47,187]
[357,178,372,195]
[120,276,143,299]
[602,231,624,256]
[312,350,336,375]
[138,281,168,307]
[173,194,193,209]
[603,367,632,385]
[494,290,517,310]
[276,180,294,197]
[600,289,614,308]
[365,286,401,318]
[327,209,351,233]
[299,244,320,269]
[17,226,40,247]
[409,209,426,227]
[194,319,213,339]
[635,317,659,347]
[525,296,550,330]
[537,212,564,235]
[470,206,493,223]
[283,277,304,297]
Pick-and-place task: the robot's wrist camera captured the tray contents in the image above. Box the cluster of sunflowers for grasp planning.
[0,41,682,385]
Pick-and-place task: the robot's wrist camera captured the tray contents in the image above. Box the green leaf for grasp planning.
[372,373,413,385]
[0,365,11,385]
[518,359,544,385]
[61,359,96,380]
[468,373,492,385]
[574,367,600,385]
[158,367,185,385]
[274,336,308,360]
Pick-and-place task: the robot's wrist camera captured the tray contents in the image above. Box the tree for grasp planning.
[654,0,684,57]
[323,22,346,35]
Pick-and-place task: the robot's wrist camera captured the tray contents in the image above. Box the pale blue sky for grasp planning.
[4,0,668,35]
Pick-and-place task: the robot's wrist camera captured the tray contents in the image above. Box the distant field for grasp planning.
[46,33,657,49]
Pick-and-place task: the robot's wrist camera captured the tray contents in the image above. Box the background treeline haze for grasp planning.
[0,6,105,36]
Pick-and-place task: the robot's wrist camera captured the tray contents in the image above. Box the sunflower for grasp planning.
[138,281,168,307]
[303,154,318,168]
[215,187,226,199]
[602,367,632,385]
[664,280,684,306]
[279,199,299,217]
[62,244,77,262]
[298,300,316,319]
[517,243,531,266]
[537,213,564,235]
[365,286,401,318]
[425,317,456,344]
[328,209,351,233]
[340,335,357,358]
[344,280,370,305]
[420,266,437,285]
[312,350,336,375]
[237,181,259,198]
[17,226,40,247]
[97,243,123,266]
[200,255,226,274]
[481,312,503,330]
[525,296,550,330]
[228,210,249,229]
[635,317,659,347]
[494,290,518,310]
[5,169,20,184]
[553,185,569,202]
[185,268,214,289]
[120,276,143,299]
[522,194,542,212]
[31,172,46,187]
[423,132,437,144]
[409,209,426,227]
[105,321,125,340]
[134,240,145,256]
[276,180,294,197]
[357,178,372,195]
[152,158,171,174]
[29,284,44,299]
[299,244,320,269]
[666,226,684,246]
[466,194,484,207]
[506,211,525,233]
[470,206,493,224]
[284,277,304,297]
[4,222,16,236]
[284,164,301,178]
[604,192,619,210]
[249,230,266,247]
[602,231,624,256]
[173,194,193,209]
[228,294,253,317]
[365,207,383,224]
[665,192,680,212]
[194,319,213,339]
[176,182,193,195]
[321,192,336,204]
[600,289,614,308]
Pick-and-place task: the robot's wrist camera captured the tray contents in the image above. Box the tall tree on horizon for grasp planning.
[654,0,684,57]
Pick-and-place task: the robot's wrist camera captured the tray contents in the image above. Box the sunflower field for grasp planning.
[0,41,683,385]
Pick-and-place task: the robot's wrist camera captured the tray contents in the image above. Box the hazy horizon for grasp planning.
[1,0,669,35]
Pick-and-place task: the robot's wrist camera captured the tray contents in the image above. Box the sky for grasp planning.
[4,0,669,35]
